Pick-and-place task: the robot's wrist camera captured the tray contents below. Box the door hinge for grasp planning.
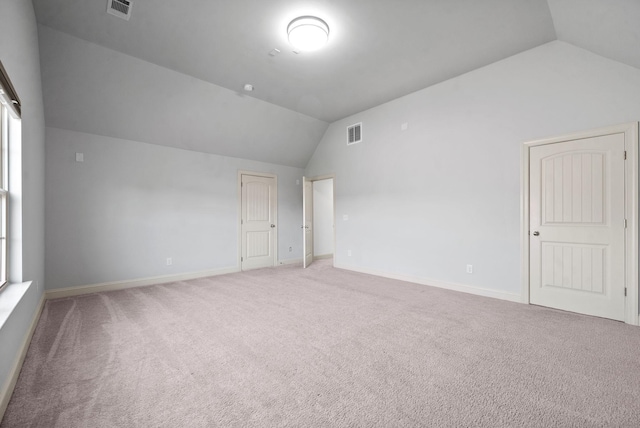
[624,219,627,228]
[241,257,243,262]
[624,287,627,297]
[624,151,627,160]
[241,219,243,225]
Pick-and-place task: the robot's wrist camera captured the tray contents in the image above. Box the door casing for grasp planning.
[521,122,639,325]
[303,177,313,268]
[303,174,336,268]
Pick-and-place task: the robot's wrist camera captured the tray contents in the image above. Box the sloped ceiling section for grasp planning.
[548,0,640,70]
[38,26,328,168]
[33,0,640,168]
[33,0,557,123]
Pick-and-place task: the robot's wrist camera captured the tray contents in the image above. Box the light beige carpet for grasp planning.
[2,260,640,427]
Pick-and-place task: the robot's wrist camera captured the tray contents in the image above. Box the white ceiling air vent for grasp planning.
[347,122,362,145]
[107,0,132,21]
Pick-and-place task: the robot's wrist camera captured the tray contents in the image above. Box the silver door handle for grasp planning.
[271,224,276,228]
[532,231,539,236]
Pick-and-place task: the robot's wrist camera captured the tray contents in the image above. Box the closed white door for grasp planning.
[241,174,276,270]
[303,177,313,268]
[529,133,626,320]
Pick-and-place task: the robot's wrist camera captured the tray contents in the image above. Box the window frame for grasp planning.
[0,101,8,290]
[0,61,19,292]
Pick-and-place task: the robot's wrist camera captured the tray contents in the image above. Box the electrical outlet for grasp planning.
[166,257,172,266]
[289,246,292,252]
[466,264,473,274]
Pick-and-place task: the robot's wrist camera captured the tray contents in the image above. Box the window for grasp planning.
[0,61,20,291]
[0,105,7,289]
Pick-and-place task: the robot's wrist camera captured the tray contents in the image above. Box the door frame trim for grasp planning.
[237,170,278,271]
[304,174,336,267]
[521,122,639,325]
[302,177,313,268]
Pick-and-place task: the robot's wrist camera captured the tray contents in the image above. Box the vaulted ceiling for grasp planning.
[32,0,640,167]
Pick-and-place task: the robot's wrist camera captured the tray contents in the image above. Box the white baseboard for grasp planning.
[45,266,240,300]
[0,294,45,422]
[279,256,333,265]
[334,263,523,303]
[278,258,303,266]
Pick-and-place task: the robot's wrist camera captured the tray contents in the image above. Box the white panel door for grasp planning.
[241,174,276,270]
[530,133,626,320]
[303,177,313,268]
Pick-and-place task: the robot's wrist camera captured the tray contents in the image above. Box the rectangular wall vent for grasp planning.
[347,122,362,145]
[107,0,132,21]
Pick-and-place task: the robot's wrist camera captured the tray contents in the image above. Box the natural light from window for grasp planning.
[0,62,19,291]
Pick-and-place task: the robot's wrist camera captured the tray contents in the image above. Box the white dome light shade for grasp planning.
[287,16,329,51]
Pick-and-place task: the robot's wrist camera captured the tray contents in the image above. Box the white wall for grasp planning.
[313,179,334,256]
[0,0,46,415]
[306,41,640,297]
[45,127,304,290]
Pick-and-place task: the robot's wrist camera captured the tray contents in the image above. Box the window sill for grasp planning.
[0,281,32,330]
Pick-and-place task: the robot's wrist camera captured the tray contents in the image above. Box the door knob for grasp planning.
[271,224,276,228]
[532,231,539,236]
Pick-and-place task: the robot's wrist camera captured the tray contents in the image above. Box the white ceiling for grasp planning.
[33,0,557,123]
[547,0,640,70]
[31,0,640,167]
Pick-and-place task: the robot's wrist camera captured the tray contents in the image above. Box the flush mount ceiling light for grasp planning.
[287,16,329,52]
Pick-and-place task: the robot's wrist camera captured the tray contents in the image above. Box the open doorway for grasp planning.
[302,176,335,268]
[312,179,334,260]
